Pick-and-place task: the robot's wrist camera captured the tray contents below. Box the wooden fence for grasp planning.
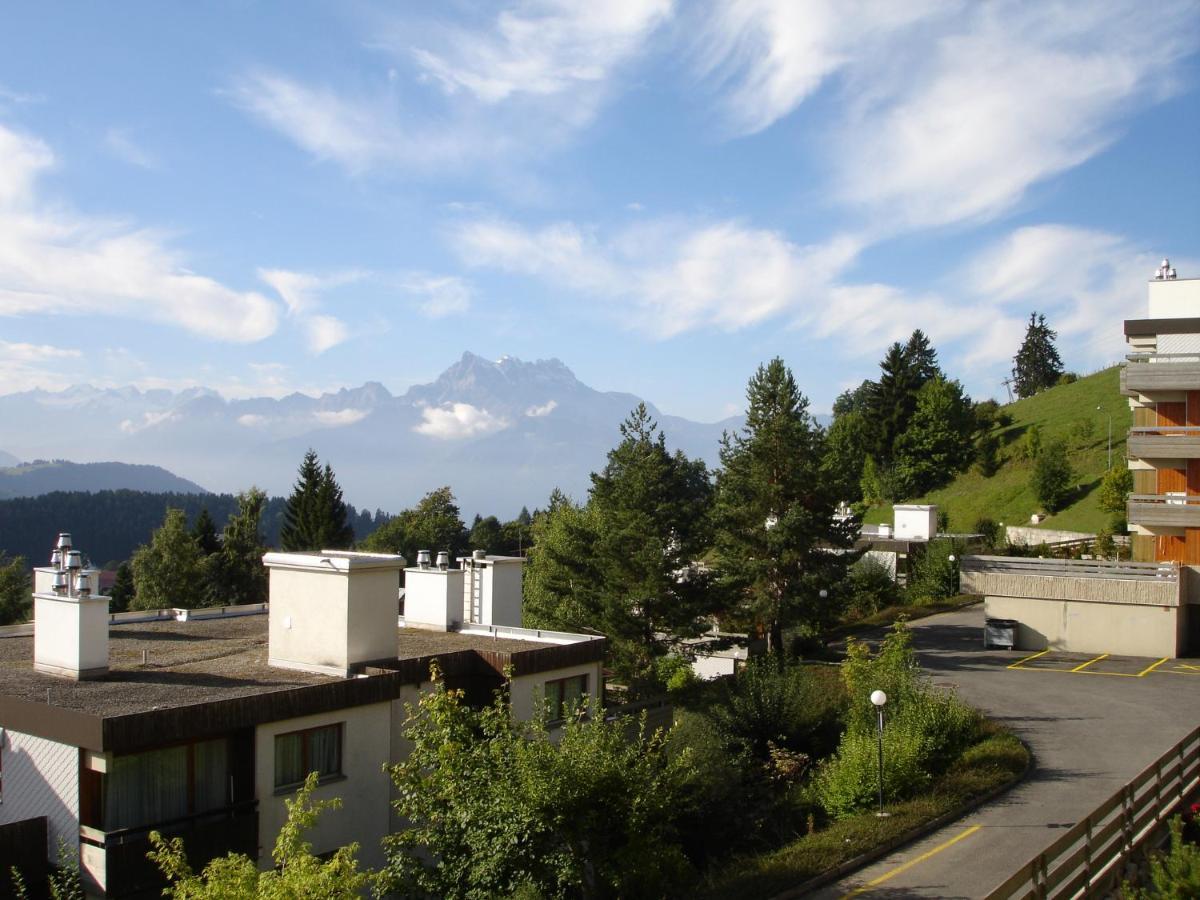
[986,724,1200,899]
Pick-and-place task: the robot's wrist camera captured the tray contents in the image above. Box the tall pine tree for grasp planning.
[280,450,354,551]
[1012,312,1064,398]
[713,359,856,653]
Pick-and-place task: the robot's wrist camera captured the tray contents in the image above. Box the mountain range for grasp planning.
[0,461,206,500]
[0,353,742,515]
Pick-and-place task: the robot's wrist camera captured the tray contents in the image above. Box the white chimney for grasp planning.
[893,504,938,541]
[263,550,406,676]
[459,553,525,627]
[404,554,466,631]
[34,533,108,679]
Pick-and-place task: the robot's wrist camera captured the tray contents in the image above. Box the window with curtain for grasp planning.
[274,723,343,790]
[104,738,230,832]
[544,674,588,722]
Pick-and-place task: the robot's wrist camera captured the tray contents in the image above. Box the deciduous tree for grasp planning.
[361,486,467,565]
[203,488,269,606]
[1032,439,1074,512]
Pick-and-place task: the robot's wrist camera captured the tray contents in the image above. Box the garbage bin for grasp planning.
[984,618,1018,650]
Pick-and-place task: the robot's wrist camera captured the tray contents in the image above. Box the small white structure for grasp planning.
[459,551,525,628]
[263,550,406,676]
[33,533,108,680]
[404,552,467,631]
[893,504,938,541]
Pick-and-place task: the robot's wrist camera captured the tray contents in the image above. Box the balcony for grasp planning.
[1127,426,1200,460]
[960,556,1181,607]
[1122,353,1200,396]
[1127,493,1200,529]
[80,801,258,898]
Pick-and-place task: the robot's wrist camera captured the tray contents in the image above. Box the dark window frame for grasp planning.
[544,673,589,724]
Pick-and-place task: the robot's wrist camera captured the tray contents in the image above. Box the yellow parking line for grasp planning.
[1137,658,1170,677]
[1071,653,1108,672]
[1008,649,1050,670]
[838,826,982,899]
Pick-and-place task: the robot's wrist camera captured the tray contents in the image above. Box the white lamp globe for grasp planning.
[870,689,887,707]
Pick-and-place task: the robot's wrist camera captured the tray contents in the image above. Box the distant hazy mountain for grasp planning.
[0,460,208,500]
[0,449,17,467]
[0,353,741,516]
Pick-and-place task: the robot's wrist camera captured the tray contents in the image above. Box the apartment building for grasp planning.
[1122,260,1200,563]
[0,543,604,898]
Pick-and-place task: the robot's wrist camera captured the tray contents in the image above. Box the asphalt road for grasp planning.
[808,604,1200,899]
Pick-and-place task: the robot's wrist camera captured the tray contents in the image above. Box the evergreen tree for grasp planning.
[712,359,856,653]
[280,450,354,551]
[903,328,941,385]
[191,508,221,556]
[892,377,976,497]
[203,488,269,606]
[131,508,204,610]
[1012,312,1064,398]
[867,342,922,460]
[524,406,714,681]
[108,561,135,613]
[1032,439,1074,512]
[0,551,30,626]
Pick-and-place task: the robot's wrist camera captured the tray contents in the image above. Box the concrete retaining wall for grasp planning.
[983,595,1180,658]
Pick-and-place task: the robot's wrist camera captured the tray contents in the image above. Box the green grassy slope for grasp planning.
[863,366,1128,534]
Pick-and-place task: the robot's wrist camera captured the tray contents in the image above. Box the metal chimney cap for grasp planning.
[435,551,449,570]
[417,549,432,569]
[56,533,72,552]
[65,550,83,571]
[473,549,486,561]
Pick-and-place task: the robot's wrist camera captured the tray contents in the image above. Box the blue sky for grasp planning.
[1,0,1197,422]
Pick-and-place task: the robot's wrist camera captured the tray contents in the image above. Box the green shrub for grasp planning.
[1121,815,1200,899]
[905,539,961,605]
[973,517,1001,549]
[708,659,846,761]
[846,555,899,618]
[815,720,930,819]
[655,654,699,693]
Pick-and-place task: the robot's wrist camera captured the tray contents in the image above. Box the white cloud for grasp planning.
[525,400,557,417]
[103,128,158,170]
[413,0,672,105]
[399,274,472,317]
[0,339,82,393]
[237,413,267,428]
[691,0,1197,231]
[313,408,370,428]
[119,410,180,434]
[414,402,510,439]
[453,214,861,338]
[259,268,360,354]
[0,123,280,342]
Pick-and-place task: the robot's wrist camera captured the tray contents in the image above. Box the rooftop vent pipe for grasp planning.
[417,549,431,570]
[1156,258,1178,280]
[436,551,449,570]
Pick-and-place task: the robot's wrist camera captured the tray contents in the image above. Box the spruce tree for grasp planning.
[204,488,269,605]
[108,561,135,613]
[867,342,922,460]
[191,508,221,556]
[904,328,941,384]
[280,450,353,551]
[1012,312,1065,398]
[712,359,856,653]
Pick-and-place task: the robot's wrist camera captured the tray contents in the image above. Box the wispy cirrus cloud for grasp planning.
[0,339,82,393]
[230,2,672,175]
[103,128,159,170]
[453,214,861,338]
[0,123,280,343]
[397,273,473,317]
[691,0,1198,231]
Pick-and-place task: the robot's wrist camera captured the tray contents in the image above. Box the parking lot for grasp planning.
[1006,649,1200,678]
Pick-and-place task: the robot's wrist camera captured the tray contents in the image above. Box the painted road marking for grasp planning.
[1071,653,1109,672]
[1138,658,1170,677]
[1008,649,1051,669]
[837,825,982,899]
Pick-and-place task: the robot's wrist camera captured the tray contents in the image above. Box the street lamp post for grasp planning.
[948,554,958,595]
[870,689,889,817]
[1097,405,1112,470]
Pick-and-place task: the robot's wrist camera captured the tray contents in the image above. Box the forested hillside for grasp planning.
[0,460,207,499]
[0,490,389,567]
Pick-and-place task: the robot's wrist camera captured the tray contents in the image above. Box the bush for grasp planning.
[1057,372,1079,386]
[1032,439,1074,512]
[655,654,699,693]
[846,555,899,618]
[973,517,1001,550]
[1121,814,1200,899]
[816,719,931,819]
[906,539,961,605]
[708,659,845,762]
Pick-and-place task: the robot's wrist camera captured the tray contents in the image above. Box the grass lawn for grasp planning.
[862,366,1127,535]
[698,723,1029,898]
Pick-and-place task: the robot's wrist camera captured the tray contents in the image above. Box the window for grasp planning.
[103,738,230,832]
[544,674,588,722]
[274,723,342,790]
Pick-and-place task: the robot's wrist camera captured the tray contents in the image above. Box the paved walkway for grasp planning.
[809,605,1200,899]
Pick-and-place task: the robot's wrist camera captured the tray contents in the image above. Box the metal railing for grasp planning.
[1128,493,1200,505]
[961,555,1178,582]
[986,725,1200,899]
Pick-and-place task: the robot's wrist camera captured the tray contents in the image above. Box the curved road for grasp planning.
[807,604,1200,899]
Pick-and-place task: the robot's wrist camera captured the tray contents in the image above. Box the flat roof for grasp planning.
[0,612,601,753]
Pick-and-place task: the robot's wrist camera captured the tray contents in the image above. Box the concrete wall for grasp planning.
[1148,278,1200,318]
[962,570,1179,607]
[485,561,523,627]
[254,702,393,872]
[984,595,1180,657]
[1004,526,1095,546]
[509,661,603,722]
[0,730,80,862]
